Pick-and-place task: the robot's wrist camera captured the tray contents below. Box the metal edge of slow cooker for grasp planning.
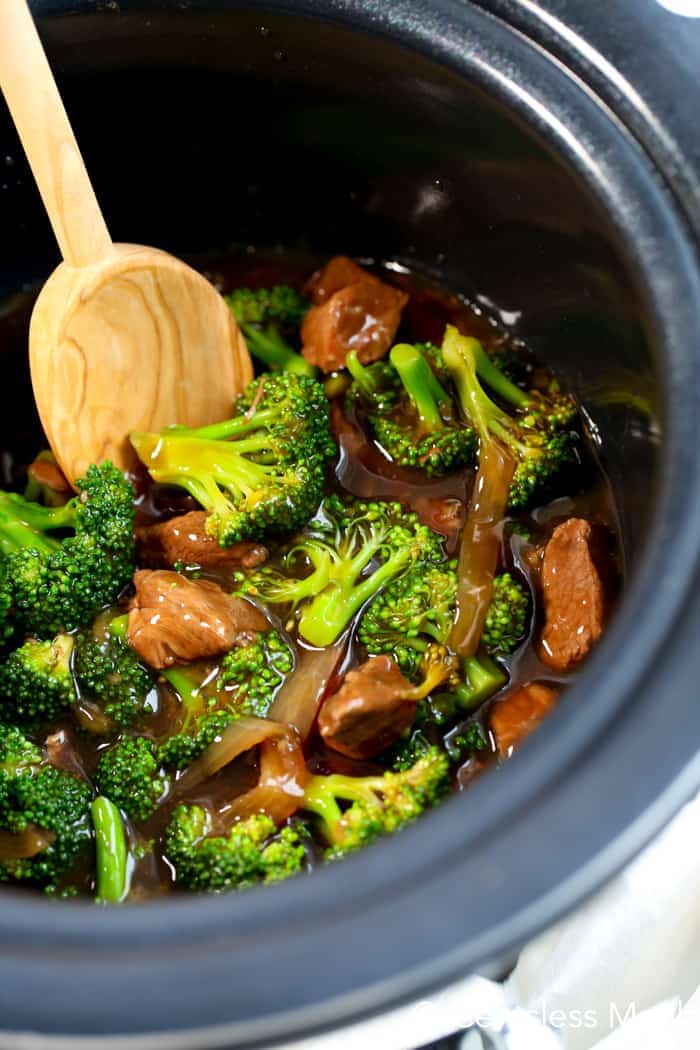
[468,0,700,240]
[0,0,699,1045]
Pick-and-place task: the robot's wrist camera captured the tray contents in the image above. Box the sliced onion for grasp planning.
[269,639,346,739]
[0,824,55,861]
[217,730,307,828]
[450,442,515,658]
[172,716,287,796]
[172,642,345,825]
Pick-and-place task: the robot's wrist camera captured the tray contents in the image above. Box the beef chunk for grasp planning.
[301,256,408,373]
[538,518,605,672]
[27,454,71,502]
[127,570,267,669]
[490,682,559,757]
[136,511,268,572]
[305,255,375,305]
[318,655,416,759]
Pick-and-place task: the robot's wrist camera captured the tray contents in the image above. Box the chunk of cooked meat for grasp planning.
[490,682,559,758]
[27,455,71,497]
[538,517,605,672]
[136,511,268,571]
[305,255,375,305]
[127,570,268,669]
[301,257,408,372]
[317,655,416,760]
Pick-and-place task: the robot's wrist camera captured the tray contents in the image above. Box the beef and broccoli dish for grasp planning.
[0,253,618,901]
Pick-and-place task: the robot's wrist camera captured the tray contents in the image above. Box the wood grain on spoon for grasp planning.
[0,0,252,485]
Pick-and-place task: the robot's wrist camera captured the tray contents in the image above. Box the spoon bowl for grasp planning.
[30,243,251,482]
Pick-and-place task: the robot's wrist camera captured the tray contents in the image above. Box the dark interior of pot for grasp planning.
[0,6,660,571]
[0,2,685,1041]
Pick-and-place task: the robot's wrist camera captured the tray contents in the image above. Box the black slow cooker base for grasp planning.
[0,1,698,1043]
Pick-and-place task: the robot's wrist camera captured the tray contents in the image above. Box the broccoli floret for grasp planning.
[131,373,335,546]
[488,347,533,389]
[242,495,445,648]
[158,633,293,771]
[481,572,529,655]
[388,710,488,771]
[0,462,135,637]
[164,806,306,892]
[359,563,528,674]
[217,630,294,717]
[358,562,457,677]
[158,708,237,772]
[442,326,578,509]
[444,722,489,763]
[225,286,315,377]
[302,747,450,859]
[0,722,91,888]
[347,345,476,477]
[156,664,215,770]
[345,351,400,415]
[74,623,154,728]
[0,634,75,723]
[388,728,434,772]
[94,736,166,822]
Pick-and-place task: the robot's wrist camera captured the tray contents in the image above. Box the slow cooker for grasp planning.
[0,0,699,1045]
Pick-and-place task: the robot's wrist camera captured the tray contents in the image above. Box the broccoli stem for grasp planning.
[298,546,411,648]
[0,492,76,532]
[129,432,282,512]
[346,351,380,397]
[91,796,128,904]
[390,343,450,432]
[0,513,59,555]
[243,327,315,377]
[472,342,530,410]
[0,491,76,555]
[300,779,346,840]
[162,666,206,731]
[442,327,515,658]
[108,614,129,640]
[188,408,283,442]
[453,654,506,710]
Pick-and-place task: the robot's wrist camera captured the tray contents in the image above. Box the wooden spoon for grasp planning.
[0,0,252,485]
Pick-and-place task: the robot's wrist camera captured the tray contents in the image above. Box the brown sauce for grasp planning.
[0,251,621,898]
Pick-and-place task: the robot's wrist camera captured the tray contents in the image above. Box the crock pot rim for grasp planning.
[1,1,699,1042]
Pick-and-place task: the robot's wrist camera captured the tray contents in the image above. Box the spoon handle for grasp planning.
[0,0,112,267]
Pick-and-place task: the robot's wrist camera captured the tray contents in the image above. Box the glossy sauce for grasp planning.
[0,253,621,898]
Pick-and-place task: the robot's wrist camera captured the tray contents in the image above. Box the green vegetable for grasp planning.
[241,495,446,648]
[217,630,294,717]
[302,747,450,859]
[74,623,154,728]
[225,286,314,376]
[358,563,528,673]
[164,807,306,892]
[481,572,529,656]
[94,737,166,822]
[347,344,475,477]
[0,634,75,723]
[443,328,578,510]
[131,372,335,546]
[0,722,91,888]
[91,796,128,904]
[159,630,293,772]
[0,462,134,637]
